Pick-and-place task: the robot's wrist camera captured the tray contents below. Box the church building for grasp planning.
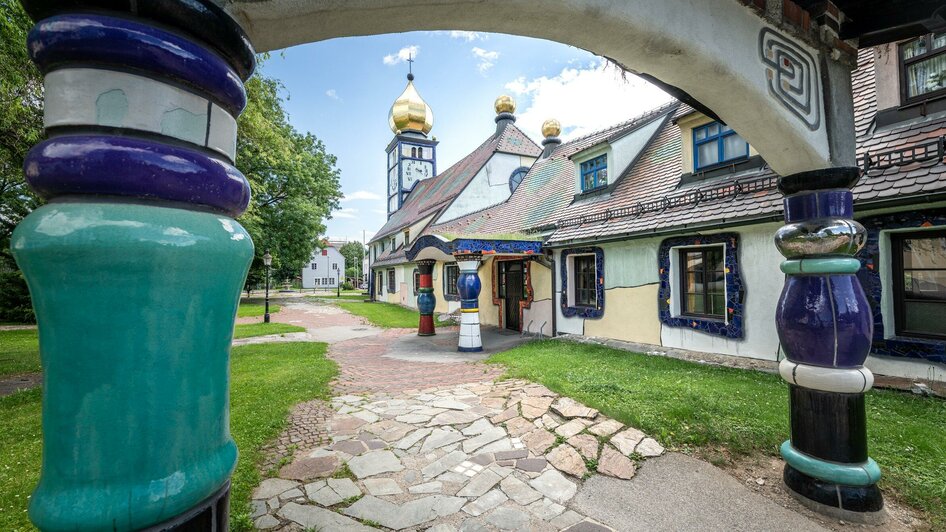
[368,43,946,382]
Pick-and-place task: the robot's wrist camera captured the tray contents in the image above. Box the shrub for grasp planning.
[0,270,34,323]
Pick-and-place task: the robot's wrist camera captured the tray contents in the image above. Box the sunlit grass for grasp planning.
[335,300,454,329]
[233,322,305,339]
[237,303,281,318]
[0,330,39,377]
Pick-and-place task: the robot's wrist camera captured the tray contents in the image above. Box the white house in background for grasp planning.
[302,241,345,289]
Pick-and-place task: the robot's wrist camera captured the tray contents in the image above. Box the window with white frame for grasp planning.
[311,263,317,270]
[693,121,749,171]
[678,247,726,319]
[444,264,459,297]
[900,33,946,103]
[573,255,597,307]
[387,269,396,293]
[561,248,604,318]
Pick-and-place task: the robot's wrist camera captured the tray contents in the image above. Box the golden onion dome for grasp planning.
[389,75,433,135]
[494,94,516,115]
[542,118,561,138]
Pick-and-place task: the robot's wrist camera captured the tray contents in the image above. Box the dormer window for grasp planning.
[900,33,946,104]
[693,121,749,171]
[579,155,608,191]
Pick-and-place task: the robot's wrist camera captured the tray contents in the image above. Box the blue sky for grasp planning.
[259,31,671,243]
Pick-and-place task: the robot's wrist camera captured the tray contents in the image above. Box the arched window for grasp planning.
[411,147,417,157]
[417,147,423,158]
[509,166,529,193]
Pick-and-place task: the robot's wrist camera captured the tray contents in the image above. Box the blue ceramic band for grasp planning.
[780,441,881,487]
[28,14,246,115]
[25,135,251,217]
[783,189,853,223]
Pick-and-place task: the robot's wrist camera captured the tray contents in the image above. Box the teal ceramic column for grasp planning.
[13,1,256,529]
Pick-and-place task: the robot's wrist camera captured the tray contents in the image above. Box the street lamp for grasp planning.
[336,268,341,298]
[263,249,272,324]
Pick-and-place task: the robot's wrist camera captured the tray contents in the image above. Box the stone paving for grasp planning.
[251,379,666,531]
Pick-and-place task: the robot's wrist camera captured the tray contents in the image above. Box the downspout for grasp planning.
[550,251,557,337]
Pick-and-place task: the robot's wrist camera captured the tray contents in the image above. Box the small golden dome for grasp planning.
[542,119,561,138]
[389,77,433,135]
[494,95,516,115]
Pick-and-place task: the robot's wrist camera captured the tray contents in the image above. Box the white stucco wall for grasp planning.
[302,246,345,288]
[438,152,536,223]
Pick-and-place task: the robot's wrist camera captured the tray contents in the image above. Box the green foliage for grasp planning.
[341,281,354,291]
[338,241,365,282]
[233,322,305,339]
[0,271,34,323]
[236,69,342,286]
[237,303,281,318]
[335,301,453,329]
[488,340,946,528]
[0,329,40,378]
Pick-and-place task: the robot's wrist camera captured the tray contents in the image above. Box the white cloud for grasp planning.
[333,207,358,219]
[505,60,673,140]
[383,45,419,66]
[449,31,486,42]
[371,209,388,215]
[325,89,340,101]
[471,47,499,75]
[340,190,382,202]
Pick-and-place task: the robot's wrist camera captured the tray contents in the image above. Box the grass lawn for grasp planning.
[0,341,336,532]
[488,340,946,528]
[237,303,280,318]
[336,300,454,328]
[0,329,40,377]
[232,322,305,339]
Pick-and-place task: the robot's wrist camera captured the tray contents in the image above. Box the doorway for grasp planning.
[499,261,524,332]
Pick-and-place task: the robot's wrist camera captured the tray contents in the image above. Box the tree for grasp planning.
[0,3,43,322]
[339,241,365,283]
[236,69,342,287]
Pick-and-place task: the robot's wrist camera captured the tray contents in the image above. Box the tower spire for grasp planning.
[407,52,414,81]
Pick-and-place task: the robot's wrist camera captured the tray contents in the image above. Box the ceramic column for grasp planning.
[12,2,255,529]
[774,168,884,522]
[417,259,437,336]
[455,253,483,352]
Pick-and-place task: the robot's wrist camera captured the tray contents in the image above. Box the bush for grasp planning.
[0,271,34,323]
[341,282,354,290]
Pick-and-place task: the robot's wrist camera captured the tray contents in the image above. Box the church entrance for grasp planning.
[499,260,524,332]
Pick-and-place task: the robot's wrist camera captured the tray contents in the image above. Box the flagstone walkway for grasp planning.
[248,299,830,532]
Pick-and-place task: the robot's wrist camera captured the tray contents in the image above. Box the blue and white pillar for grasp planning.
[775,168,884,522]
[455,253,483,352]
[14,1,255,529]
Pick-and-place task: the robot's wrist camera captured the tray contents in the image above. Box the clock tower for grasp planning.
[386,72,438,217]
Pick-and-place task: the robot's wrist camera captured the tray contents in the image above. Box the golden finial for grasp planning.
[494,95,516,115]
[389,73,433,135]
[542,119,561,138]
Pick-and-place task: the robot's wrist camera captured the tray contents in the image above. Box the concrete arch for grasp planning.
[224,0,855,176]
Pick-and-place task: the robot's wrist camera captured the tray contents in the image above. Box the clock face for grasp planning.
[388,166,398,194]
[402,160,433,189]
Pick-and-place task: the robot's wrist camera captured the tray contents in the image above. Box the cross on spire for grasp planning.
[407,52,415,81]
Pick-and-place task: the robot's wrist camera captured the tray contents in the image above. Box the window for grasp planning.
[311,263,317,270]
[693,121,749,170]
[411,147,417,157]
[391,238,396,250]
[679,247,726,319]
[893,231,946,339]
[404,230,410,246]
[579,155,608,191]
[321,249,328,256]
[387,269,396,293]
[331,263,337,270]
[413,269,420,293]
[900,33,946,103]
[444,264,460,297]
[417,147,424,158]
[572,256,597,307]
[509,166,529,193]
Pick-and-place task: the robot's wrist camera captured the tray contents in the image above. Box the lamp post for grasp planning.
[336,267,341,298]
[263,249,272,324]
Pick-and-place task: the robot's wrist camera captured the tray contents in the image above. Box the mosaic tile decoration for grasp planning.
[560,247,605,319]
[657,233,745,339]
[857,208,946,364]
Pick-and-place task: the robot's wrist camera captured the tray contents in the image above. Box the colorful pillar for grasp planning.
[455,253,483,352]
[774,168,884,522]
[12,1,255,529]
[417,259,437,336]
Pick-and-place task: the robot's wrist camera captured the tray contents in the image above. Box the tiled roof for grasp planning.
[370,123,539,243]
[427,103,680,237]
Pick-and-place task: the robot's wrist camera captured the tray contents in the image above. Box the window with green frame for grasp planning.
[579,154,608,191]
[693,121,749,170]
[679,247,726,318]
[900,32,946,103]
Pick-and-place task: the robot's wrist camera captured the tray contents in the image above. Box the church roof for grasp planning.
[370,122,540,244]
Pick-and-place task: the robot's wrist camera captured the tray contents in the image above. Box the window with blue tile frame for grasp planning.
[560,247,604,318]
[693,121,749,170]
[579,154,608,191]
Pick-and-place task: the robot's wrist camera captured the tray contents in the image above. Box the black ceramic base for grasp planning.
[141,481,230,531]
[784,465,884,523]
[789,385,867,463]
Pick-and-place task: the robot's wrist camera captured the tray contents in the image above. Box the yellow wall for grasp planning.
[530,261,551,301]
[584,284,662,345]
[432,261,449,313]
[478,257,499,327]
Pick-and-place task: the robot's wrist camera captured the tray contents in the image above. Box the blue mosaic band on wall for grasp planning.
[559,247,604,319]
[856,208,946,364]
[657,233,744,339]
[405,235,543,261]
